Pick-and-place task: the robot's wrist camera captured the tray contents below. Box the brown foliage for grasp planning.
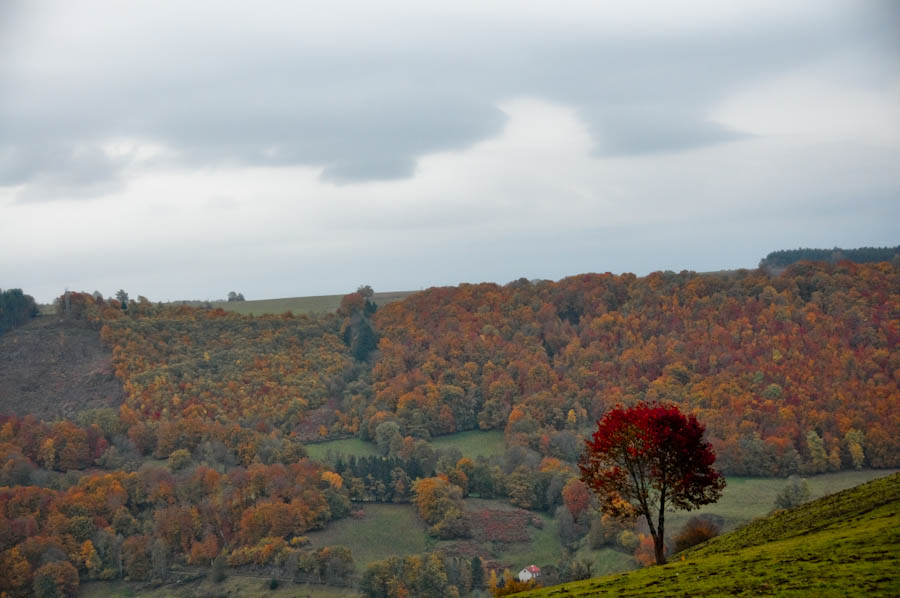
[673,516,721,553]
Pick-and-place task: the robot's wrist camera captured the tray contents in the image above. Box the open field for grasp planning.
[665,468,898,532]
[211,291,416,316]
[518,472,900,598]
[305,504,429,569]
[490,510,562,568]
[305,430,507,463]
[304,438,381,462]
[430,430,507,459]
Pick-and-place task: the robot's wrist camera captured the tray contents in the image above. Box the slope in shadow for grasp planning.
[0,316,124,420]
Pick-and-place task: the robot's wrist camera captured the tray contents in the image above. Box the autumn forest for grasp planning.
[0,259,898,597]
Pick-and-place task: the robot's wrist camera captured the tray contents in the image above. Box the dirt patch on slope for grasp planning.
[0,316,124,421]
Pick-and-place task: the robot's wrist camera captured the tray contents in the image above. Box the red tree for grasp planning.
[579,403,725,565]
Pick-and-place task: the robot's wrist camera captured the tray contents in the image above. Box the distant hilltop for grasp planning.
[760,245,900,271]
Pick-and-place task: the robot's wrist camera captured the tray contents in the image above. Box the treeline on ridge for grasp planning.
[0,289,37,335]
[760,245,900,269]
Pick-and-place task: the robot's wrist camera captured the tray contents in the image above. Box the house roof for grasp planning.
[525,565,540,573]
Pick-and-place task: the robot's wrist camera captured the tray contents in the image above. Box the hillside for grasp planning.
[190,290,415,316]
[0,262,896,597]
[0,315,123,420]
[371,262,900,472]
[518,472,900,597]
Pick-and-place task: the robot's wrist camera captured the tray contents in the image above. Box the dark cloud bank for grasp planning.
[2,1,897,199]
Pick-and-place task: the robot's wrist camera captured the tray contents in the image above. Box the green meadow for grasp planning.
[305,504,429,569]
[304,437,380,462]
[304,430,507,462]
[430,430,506,459]
[517,472,900,598]
[211,290,415,316]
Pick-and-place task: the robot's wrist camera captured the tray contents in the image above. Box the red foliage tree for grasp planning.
[579,403,725,565]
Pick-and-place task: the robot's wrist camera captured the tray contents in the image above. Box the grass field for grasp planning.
[211,291,415,316]
[430,430,507,459]
[305,504,429,569]
[491,510,561,567]
[517,472,900,597]
[305,430,507,463]
[304,438,380,462]
[665,468,898,532]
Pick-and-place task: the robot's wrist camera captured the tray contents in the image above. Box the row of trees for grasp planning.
[760,246,900,268]
[0,289,37,335]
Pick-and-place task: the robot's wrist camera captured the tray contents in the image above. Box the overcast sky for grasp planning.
[2,0,899,303]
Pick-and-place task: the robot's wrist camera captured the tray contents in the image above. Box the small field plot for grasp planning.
[491,511,562,569]
[431,430,506,459]
[305,438,379,462]
[306,504,429,569]
[214,290,415,316]
[439,499,565,570]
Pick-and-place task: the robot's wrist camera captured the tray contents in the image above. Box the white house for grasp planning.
[518,565,541,582]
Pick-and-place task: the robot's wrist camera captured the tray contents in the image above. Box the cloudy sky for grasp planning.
[2,0,899,303]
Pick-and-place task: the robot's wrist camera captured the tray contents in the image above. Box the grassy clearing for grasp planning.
[431,430,506,459]
[518,473,900,598]
[492,511,561,567]
[304,438,380,461]
[304,430,507,463]
[305,504,429,569]
[210,291,415,316]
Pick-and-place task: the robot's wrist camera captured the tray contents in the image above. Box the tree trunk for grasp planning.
[654,535,666,565]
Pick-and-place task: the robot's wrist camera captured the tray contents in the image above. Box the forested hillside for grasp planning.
[0,260,897,596]
[371,262,900,474]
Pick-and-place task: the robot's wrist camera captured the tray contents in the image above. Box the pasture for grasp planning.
[430,430,507,459]
[212,290,415,316]
[666,468,899,532]
[304,437,380,461]
[304,430,507,463]
[518,472,900,598]
[305,503,429,569]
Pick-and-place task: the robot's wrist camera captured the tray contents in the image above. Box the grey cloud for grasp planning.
[1,143,128,202]
[321,157,416,183]
[1,1,897,199]
[585,107,749,156]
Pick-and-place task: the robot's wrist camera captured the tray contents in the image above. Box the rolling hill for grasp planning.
[517,472,900,597]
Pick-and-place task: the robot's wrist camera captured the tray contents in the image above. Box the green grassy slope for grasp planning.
[211,290,415,315]
[519,472,900,598]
